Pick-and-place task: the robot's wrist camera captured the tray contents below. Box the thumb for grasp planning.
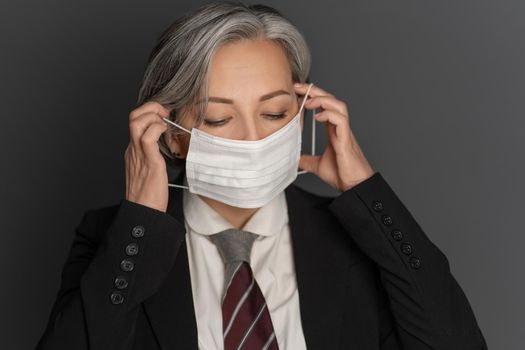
[299,154,319,174]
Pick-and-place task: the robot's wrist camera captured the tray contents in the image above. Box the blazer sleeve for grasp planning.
[36,199,186,350]
[327,172,488,350]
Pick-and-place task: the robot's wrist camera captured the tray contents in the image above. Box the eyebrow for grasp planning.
[197,89,291,104]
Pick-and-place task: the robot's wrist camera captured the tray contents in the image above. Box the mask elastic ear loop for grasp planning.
[298,83,315,175]
[162,117,191,189]
[163,117,191,134]
[168,182,190,189]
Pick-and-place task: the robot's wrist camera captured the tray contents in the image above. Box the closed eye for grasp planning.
[203,113,287,127]
[264,113,287,120]
[203,116,232,127]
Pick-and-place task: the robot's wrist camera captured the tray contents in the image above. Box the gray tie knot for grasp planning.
[209,228,259,300]
[209,228,258,265]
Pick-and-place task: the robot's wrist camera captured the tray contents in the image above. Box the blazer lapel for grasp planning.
[143,167,349,350]
[284,184,350,349]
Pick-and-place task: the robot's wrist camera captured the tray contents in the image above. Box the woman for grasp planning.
[37,2,487,350]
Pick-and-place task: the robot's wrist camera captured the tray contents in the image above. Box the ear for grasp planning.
[165,132,188,159]
[296,94,305,129]
[300,108,309,132]
[164,107,194,159]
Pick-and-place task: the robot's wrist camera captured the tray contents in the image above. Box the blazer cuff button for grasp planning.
[409,256,421,269]
[110,291,124,305]
[132,225,145,238]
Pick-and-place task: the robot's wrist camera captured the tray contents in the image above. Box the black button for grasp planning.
[409,256,421,269]
[125,242,139,256]
[382,215,393,226]
[110,291,124,305]
[372,200,383,212]
[114,276,128,290]
[391,229,403,241]
[120,258,134,272]
[131,225,145,238]
[401,242,412,255]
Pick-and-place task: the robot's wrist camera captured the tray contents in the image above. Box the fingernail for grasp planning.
[294,83,302,87]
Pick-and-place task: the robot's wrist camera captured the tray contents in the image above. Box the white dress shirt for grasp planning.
[182,175,308,350]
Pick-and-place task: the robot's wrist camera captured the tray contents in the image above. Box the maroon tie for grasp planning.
[209,229,279,350]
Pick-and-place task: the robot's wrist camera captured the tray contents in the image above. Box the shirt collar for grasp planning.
[182,174,288,237]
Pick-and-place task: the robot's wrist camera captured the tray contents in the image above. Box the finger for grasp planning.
[294,82,335,99]
[129,112,167,149]
[305,95,348,116]
[314,110,351,142]
[299,154,320,174]
[129,101,171,121]
[140,121,169,161]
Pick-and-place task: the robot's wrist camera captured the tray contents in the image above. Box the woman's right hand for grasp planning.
[125,101,171,212]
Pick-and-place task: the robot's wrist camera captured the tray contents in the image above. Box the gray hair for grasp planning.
[135,1,312,161]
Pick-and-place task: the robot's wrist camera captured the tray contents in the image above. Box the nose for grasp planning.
[244,121,262,141]
[242,117,262,141]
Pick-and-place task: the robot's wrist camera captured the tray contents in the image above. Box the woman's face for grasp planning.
[168,38,303,157]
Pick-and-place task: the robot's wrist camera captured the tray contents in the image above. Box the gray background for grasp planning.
[1,0,523,349]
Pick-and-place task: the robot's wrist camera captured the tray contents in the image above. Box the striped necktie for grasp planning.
[209,228,279,350]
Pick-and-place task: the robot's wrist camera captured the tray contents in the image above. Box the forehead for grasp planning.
[208,39,292,95]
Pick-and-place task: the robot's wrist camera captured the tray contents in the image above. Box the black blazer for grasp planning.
[36,170,487,349]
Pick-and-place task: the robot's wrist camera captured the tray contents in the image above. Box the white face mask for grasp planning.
[163,83,314,208]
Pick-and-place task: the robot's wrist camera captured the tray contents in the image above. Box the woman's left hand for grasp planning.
[294,82,375,192]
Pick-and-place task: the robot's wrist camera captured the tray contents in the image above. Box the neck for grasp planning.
[199,195,259,230]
